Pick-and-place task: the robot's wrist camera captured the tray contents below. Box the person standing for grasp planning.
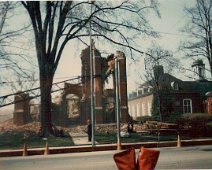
[127,117,134,133]
[87,119,92,142]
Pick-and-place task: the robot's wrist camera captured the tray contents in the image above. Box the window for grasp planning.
[142,102,146,116]
[137,88,143,96]
[128,105,131,116]
[171,82,179,90]
[136,103,140,117]
[147,101,152,116]
[132,104,136,118]
[183,99,192,113]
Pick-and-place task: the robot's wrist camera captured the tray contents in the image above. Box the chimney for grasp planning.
[153,65,164,80]
[191,59,205,81]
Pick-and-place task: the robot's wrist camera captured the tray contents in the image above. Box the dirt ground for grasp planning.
[0,119,144,134]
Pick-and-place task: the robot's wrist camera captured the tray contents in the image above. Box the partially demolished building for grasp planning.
[13,46,130,126]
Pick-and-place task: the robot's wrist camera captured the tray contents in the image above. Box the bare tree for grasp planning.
[180,0,212,77]
[0,2,10,34]
[145,44,179,74]
[4,72,38,93]
[21,1,160,136]
[0,2,36,90]
[144,44,179,121]
[0,1,35,107]
[0,2,12,67]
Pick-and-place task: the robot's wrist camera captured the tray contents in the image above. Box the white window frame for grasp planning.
[142,102,146,116]
[136,103,140,117]
[128,105,131,117]
[183,99,193,113]
[132,104,136,118]
[147,101,152,116]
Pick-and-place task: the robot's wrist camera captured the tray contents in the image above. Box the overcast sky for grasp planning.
[1,0,206,111]
[55,0,198,92]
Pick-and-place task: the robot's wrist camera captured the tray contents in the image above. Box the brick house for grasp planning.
[128,62,212,120]
[206,92,212,114]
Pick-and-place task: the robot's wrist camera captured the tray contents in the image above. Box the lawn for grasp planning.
[0,131,74,150]
[0,130,207,150]
[0,131,178,150]
[95,132,179,144]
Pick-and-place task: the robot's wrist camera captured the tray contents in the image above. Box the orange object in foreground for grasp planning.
[113,147,160,170]
[113,148,137,170]
[137,147,160,170]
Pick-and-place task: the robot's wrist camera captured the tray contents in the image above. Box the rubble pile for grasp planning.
[133,124,144,132]
[0,119,41,133]
[142,121,179,129]
[96,124,118,133]
[68,125,87,133]
[0,120,133,134]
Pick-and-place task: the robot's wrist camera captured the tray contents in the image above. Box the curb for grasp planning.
[0,139,212,157]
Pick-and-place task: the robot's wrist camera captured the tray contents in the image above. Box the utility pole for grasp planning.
[89,1,95,147]
[115,56,121,150]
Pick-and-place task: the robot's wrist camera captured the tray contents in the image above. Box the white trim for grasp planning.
[142,102,145,116]
[183,99,193,113]
[95,107,103,110]
[121,106,128,109]
[147,101,152,116]
[136,103,140,117]
[132,104,136,118]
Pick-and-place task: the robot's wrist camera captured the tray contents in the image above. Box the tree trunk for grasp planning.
[40,73,54,137]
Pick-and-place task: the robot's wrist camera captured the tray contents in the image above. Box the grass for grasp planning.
[95,132,179,144]
[0,130,210,150]
[1,131,178,150]
[207,121,212,126]
[0,131,74,150]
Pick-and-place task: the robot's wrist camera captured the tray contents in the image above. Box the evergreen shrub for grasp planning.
[177,113,212,137]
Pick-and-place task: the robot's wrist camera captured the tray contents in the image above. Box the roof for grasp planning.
[130,72,212,100]
[139,73,182,88]
[179,81,212,95]
[206,91,212,97]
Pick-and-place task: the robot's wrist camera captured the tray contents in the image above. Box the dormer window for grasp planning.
[148,87,152,93]
[137,88,143,96]
[171,81,179,90]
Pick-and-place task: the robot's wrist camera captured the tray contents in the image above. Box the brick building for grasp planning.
[128,61,212,121]
[13,46,130,126]
[58,46,130,125]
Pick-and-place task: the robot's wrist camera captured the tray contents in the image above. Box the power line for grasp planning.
[0,75,81,85]
[167,14,187,33]
[0,74,105,108]
[156,30,189,37]
[0,76,82,107]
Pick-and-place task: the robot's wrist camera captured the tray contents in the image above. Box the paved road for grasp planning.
[0,145,212,170]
